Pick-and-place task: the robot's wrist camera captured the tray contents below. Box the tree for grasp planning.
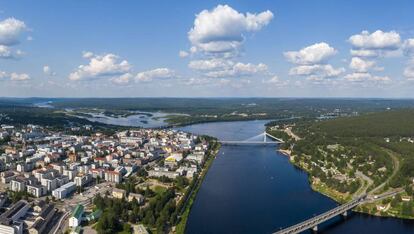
[96,211,121,234]
[405,185,413,196]
[402,202,413,216]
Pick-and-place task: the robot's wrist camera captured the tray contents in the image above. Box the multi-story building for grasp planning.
[0,200,30,234]
[10,178,27,192]
[52,182,76,199]
[112,188,126,199]
[26,184,46,198]
[104,170,121,183]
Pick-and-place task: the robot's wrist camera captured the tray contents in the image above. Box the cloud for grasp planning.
[0,71,30,81]
[188,4,273,55]
[112,73,133,85]
[289,64,345,79]
[69,53,131,81]
[82,51,94,59]
[43,65,56,76]
[0,71,7,80]
[403,58,414,80]
[284,42,337,65]
[344,72,390,83]
[179,50,189,58]
[188,58,233,71]
[349,57,382,72]
[0,45,12,58]
[349,30,401,50]
[10,72,30,81]
[404,66,414,80]
[348,30,401,58]
[403,39,414,56]
[350,49,378,58]
[0,44,24,59]
[135,68,176,82]
[189,58,268,78]
[0,18,27,46]
[204,62,268,78]
[262,75,289,87]
[285,43,344,82]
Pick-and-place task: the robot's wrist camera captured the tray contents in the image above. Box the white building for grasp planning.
[69,205,84,228]
[74,174,92,187]
[26,184,46,198]
[10,178,26,192]
[52,182,76,199]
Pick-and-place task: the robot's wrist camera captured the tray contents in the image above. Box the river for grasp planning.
[178,120,414,234]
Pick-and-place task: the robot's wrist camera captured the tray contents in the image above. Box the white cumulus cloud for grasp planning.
[403,39,414,57]
[284,42,337,65]
[204,62,268,78]
[0,70,30,81]
[10,72,30,81]
[349,30,401,50]
[112,73,133,85]
[289,64,345,78]
[349,57,381,72]
[69,53,131,81]
[0,18,27,46]
[43,65,56,76]
[179,50,189,58]
[135,68,176,82]
[0,45,12,58]
[344,72,390,83]
[188,58,233,71]
[188,4,273,55]
[348,30,401,58]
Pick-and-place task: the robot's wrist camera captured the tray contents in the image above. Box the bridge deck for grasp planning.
[274,196,365,234]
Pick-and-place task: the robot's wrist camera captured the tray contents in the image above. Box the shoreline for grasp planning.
[278,149,414,220]
[175,140,221,234]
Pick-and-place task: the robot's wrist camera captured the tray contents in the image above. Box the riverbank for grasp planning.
[283,151,352,204]
[175,139,221,234]
[277,140,414,220]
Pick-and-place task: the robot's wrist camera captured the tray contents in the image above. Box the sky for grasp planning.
[1,0,414,98]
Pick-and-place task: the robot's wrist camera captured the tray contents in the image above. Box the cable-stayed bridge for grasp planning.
[220,131,284,145]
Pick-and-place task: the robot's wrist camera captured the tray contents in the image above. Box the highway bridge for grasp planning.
[274,195,367,234]
[220,131,284,145]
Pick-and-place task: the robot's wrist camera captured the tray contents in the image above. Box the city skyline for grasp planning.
[1,0,414,97]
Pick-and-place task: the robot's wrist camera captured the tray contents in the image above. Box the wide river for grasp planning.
[178,120,414,234]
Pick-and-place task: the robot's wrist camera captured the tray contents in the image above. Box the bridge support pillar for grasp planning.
[312,225,318,232]
[342,211,348,217]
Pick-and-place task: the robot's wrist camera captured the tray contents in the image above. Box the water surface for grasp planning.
[178,120,414,234]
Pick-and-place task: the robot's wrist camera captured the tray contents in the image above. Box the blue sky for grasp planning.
[1,0,414,97]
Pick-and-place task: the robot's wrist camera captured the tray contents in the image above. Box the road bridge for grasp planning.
[274,195,366,234]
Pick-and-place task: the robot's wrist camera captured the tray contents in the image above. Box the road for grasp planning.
[51,182,114,234]
[364,188,404,204]
[354,171,373,198]
[369,149,400,195]
[284,127,301,141]
[51,211,70,234]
